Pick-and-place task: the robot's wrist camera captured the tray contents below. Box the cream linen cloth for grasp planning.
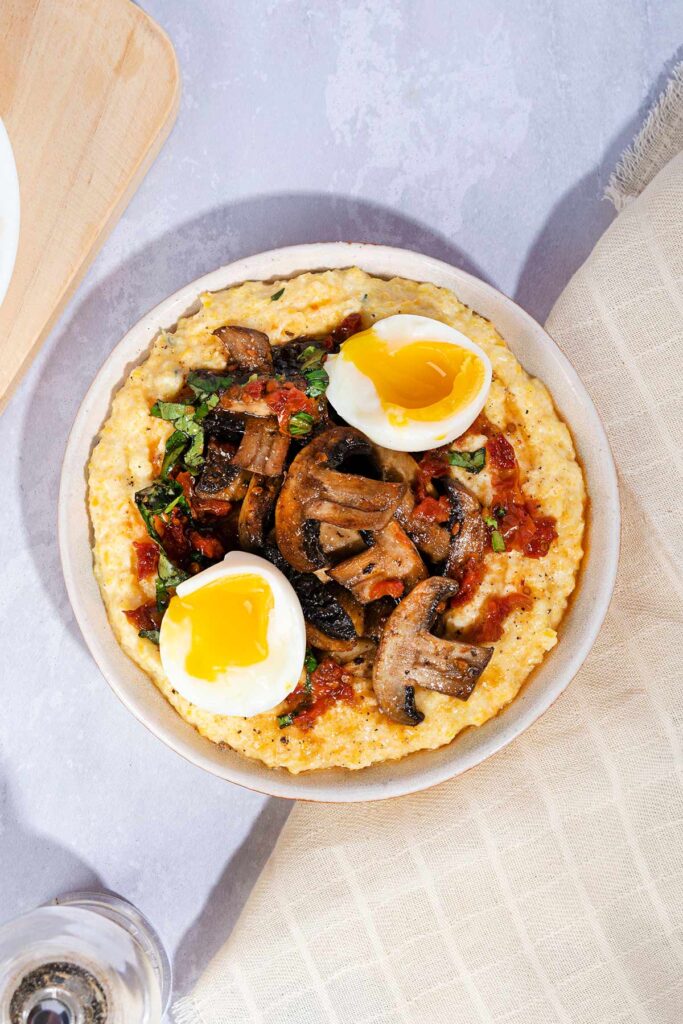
[175,92,683,1024]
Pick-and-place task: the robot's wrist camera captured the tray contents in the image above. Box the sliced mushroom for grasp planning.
[328,521,427,603]
[262,544,360,641]
[195,440,250,502]
[275,427,406,572]
[305,586,365,652]
[443,478,487,582]
[232,417,290,476]
[214,325,273,375]
[373,577,493,725]
[238,474,282,550]
[373,445,451,562]
[319,523,366,562]
[218,387,272,419]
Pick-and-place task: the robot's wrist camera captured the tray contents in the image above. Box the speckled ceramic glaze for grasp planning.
[59,243,619,801]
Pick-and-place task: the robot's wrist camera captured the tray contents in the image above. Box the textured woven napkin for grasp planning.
[174,77,683,1024]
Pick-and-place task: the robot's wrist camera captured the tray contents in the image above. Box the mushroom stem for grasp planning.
[372,577,493,725]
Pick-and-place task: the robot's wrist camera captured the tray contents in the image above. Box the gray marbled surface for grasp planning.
[0,0,680,1007]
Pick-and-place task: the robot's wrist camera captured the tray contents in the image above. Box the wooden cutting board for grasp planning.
[0,0,180,412]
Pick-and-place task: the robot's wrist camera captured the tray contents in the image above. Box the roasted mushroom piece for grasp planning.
[238,474,282,550]
[275,427,406,572]
[195,440,250,503]
[262,544,360,642]
[328,521,427,603]
[213,325,273,375]
[443,478,487,582]
[373,445,451,563]
[373,577,493,725]
[232,417,290,476]
[305,585,366,653]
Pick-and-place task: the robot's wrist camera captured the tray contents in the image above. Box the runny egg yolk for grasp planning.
[341,328,487,423]
[164,573,273,682]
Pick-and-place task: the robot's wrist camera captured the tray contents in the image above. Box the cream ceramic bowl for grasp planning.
[59,243,619,801]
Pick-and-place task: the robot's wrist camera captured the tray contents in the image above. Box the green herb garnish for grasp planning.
[484,515,506,552]
[271,287,285,301]
[277,713,295,729]
[289,411,314,437]
[299,345,324,370]
[150,401,191,421]
[161,430,189,479]
[304,651,318,694]
[303,366,329,398]
[134,481,183,542]
[139,628,160,645]
[155,551,190,613]
[193,393,220,422]
[186,371,234,397]
[448,447,486,474]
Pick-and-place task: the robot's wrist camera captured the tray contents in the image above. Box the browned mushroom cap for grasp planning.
[238,474,282,550]
[373,577,493,725]
[275,427,406,572]
[195,440,250,502]
[232,417,290,476]
[328,521,427,603]
[373,445,451,562]
[214,325,273,375]
[305,586,365,652]
[443,478,487,581]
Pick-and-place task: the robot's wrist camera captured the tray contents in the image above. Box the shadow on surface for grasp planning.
[16,190,488,646]
[515,49,683,323]
[172,796,292,998]
[0,767,103,919]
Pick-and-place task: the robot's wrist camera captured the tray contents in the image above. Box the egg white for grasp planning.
[159,551,306,717]
[326,314,492,451]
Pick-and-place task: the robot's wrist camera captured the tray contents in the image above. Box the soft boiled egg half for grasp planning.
[159,551,305,717]
[325,314,492,451]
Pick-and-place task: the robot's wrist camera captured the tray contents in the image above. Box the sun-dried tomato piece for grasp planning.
[282,658,355,729]
[465,593,533,643]
[124,602,162,633]
[190,530,225,560]
[411,495,451,524]
[133,541,159,580]
[264,381,317,434]
[368,579,405,601]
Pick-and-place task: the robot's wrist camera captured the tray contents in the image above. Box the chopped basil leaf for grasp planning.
[277,713,294,728]
[304,650,318,694]
[157,550,189,588]
[483,514,506,552]
[139,628,160,645]
[135,481,183,542]
[491,531,506,553]
[448,447,486,473]
[156,576,170,613]
[304,366,329,398]
[289,411,314,437]
[247,373,258,382]
[150,401,190,421]
[186,371,234,397]
[173,414,205,469]
[270,287,285,301]
[492,504,507,519]
[161,430,189,479]
[193,393,220,421]
[299,345,324,370]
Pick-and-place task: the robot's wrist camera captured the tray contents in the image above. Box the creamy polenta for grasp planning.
[88,268,585,773]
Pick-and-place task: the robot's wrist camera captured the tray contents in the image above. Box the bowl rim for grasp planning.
[59,242,620,802]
